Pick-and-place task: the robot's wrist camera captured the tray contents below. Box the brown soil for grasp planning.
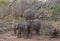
[0,31,60,41]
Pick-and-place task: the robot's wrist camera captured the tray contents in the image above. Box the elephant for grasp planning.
[14,19,41,38]
[23,8,35,20]
[30,19,41,36]
[14,20,33,38]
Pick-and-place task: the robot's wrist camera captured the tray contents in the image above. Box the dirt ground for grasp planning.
[0,31,60,41]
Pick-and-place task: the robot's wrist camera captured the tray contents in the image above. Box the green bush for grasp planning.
[49,5,60,21]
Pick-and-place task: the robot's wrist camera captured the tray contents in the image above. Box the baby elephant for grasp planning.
[14,23,25,38]
[17,23,26,38]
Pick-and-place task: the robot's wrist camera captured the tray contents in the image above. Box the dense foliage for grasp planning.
[49,5,60,21]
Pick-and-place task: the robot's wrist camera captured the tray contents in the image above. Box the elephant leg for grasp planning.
[23,30,27,38]
[29,30,32,38]
[14,28,17,36]
[17,30,21,38]
[25,30,30,38]
[25,29,32,38]
[36,29,40,36]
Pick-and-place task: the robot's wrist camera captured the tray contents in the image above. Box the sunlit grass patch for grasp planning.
[0,0,8,6]
[18,17,26,23]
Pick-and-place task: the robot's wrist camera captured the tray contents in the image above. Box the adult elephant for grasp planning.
[30,19,41,36]
[23,8,35,20]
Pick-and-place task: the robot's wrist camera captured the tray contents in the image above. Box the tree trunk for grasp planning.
[12,19,16,28]
[9,0,17,28]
